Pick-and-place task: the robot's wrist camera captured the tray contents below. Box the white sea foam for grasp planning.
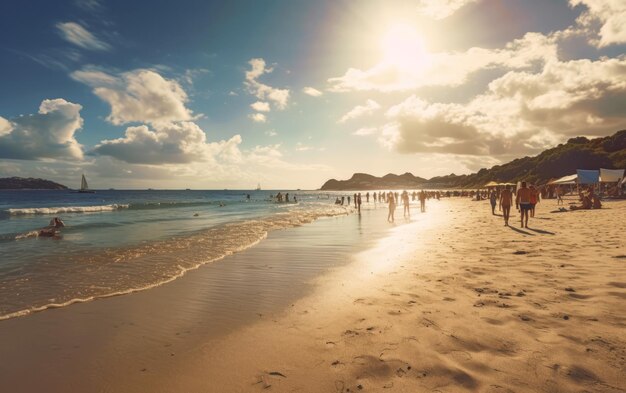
[0,202,350,321]
[8,204,129,215]
[14,230,40,240]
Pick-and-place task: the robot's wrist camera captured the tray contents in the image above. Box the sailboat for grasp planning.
[78,174,95,193]
[255,183,261,191]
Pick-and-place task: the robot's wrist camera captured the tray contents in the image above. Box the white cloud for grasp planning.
[265,130,278,137]
[56,22,111,51]
[339,99,381,123]
[302,86,323,97]
[251,101,271,112]
[416,0,480,20]
[71,67,194,125]
[295,142,313,151]
[91,121,242,165]
[0,117,11,136]
[249,113,267,123]
[570,0,626,47]
[245,58,290,110]
[353,127,377,136]
[328,32,557,92]
[379,55,626,156]
[0,99,84,160]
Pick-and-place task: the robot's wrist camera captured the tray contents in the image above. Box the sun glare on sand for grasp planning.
[380,23,430,69]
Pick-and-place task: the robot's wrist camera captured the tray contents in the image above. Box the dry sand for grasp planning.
[115,198,626,392]
[2,198,624,393]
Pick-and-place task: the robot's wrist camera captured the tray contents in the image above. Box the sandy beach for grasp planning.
[1,197,624,393]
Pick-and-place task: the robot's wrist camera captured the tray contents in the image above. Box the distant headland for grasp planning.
[321,130,626,190]
[0,177,68,190]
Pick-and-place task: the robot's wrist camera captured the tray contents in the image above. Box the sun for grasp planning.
[380,23,429,69]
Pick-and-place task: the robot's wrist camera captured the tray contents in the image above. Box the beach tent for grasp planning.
[548,174,577,185]
[599,168,625,182]
[576,169,599,184]
[484,181,500,187]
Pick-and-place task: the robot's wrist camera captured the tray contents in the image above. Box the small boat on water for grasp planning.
[255,183,261,191]
[77,174,95,193]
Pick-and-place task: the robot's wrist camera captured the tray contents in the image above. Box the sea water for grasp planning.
[0,189,350,320]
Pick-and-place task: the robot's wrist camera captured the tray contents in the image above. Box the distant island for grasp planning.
[321,130,626,190]
[0,177,68,190]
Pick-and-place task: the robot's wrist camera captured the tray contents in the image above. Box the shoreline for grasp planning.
[0,204,402,392]
[1,198,624,392]
[0,198,352,321]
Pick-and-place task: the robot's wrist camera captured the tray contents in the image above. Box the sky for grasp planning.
[0,0,625,189]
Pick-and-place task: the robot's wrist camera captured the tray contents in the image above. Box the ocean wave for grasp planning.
[7,204,129,215]
[0,203,350,321]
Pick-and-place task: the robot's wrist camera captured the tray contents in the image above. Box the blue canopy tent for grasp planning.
[576,170,600,185]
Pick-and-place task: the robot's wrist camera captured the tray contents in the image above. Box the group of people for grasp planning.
[487,181,605,228]
[271,192,297,203]
[334,192,364,213]
[488,182,541,227]
[333,190,433,222]
[570,186,602,210]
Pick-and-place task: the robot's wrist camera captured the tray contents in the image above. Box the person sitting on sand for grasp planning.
[500,186,513,226]
[516,182,532,228]
[592,195,602,209]
[570,195,592,210]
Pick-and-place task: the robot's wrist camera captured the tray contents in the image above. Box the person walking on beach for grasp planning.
[354,193,358,208]
[402,190,410,218]
[419,190,426,212]
[387,192,396,222]
[357,193,362,213]
[500,186,513,226]
[529,185,539,217]
[347,195,351,206]
[366,192,370,203]
[556,187,564,205]
[373,192,377,203]
[516,182,532,228]
[489,190,497,215]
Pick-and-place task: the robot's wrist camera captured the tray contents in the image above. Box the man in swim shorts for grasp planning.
[515,181,532,228]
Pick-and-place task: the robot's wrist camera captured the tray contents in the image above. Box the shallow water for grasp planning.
[0,189,356,319]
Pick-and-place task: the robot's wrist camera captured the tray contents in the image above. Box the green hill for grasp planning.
[0,177,68,190]
[320,130,626,190]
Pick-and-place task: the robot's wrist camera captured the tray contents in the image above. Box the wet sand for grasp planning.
[1,198,625,392]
